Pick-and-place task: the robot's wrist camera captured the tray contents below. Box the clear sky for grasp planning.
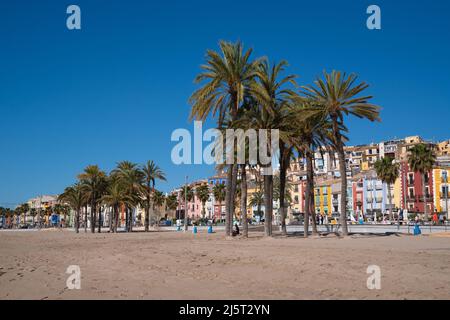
[1,0,449,207]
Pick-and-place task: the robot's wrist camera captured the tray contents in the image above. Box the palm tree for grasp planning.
[287,97,333,237]
[408,144,436,220]
[249,190,264,222]
[111,161,143,232]
[20,203,30,225]
[58,183,86,233]
[212,183,226,222]
[189,40,262,236]
[29,208,37,225]
[166,194,178,220]
[196,184,210,219]
[141,160,166,232]
[101,180,132,233]
[78,165,107,233]
[152,190,166,224]
[180,185,194,227]
[302,71,381,236]
[374,157,399,220]
[246,59,296,236]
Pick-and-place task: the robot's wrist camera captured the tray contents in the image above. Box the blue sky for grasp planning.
[1,0,449,207]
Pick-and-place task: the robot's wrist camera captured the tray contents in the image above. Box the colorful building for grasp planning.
[432,168,450,217]
[400,162,435,214]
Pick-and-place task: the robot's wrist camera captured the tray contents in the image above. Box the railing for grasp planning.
[440,192,450,199]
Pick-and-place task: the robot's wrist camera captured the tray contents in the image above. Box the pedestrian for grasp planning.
[432,212,438,225]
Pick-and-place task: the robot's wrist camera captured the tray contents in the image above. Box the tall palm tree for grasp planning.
[212,183,226,222]
[152,190,166,224]
[101,180,132,233]
[196,184,210,219]
[249,190,264,222]
[141,160,166,232]
[287,97,333,237]
[302,71,380,236]
[58,183,86,233]
[189,40,262,236]
[247,59,296,236]
[20,203,30,225]
[374,157,399,219]
[78,165,107,233]
[166,194,179,220]
[408,144,436,219]
[111,161,143,232]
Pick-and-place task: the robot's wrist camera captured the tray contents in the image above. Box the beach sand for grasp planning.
[0,229,449,300]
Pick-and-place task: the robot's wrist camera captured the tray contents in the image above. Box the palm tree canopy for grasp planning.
[180,185,194,202]
[212,183,226,203]
[166,194,178,211]
[196,184,210,204]
[142,160,166,188]
[189,40,263,125]
[374,157,400,185]
[302,70,381,124]
[408,144,436,174]
[249,191,264,207]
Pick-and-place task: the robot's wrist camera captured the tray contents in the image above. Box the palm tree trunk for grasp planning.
[75,209,80,233]
[84,205,88,233]
[264,173,273,237]
[304,156,311,238]
[97,206,102,233]
[280,146,288,236]
[387,183,393,220]
[241,165,248,238]
[225,165,233,236]
[229,164,239,233]
[145,192,150,232]
[337,142,349,236]
[90,200,96,233]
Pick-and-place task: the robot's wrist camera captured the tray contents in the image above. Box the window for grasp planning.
[294,196,299,204]
[424,173,430,184]
[294,185,299,192]
[408,173,414,185]
[425,187,430,198]
[409,188,415,198]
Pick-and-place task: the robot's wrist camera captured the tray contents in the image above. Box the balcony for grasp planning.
[418,194,434,202]
[375,183,383,190]
[440,192,450,199]
[375,197,383,203]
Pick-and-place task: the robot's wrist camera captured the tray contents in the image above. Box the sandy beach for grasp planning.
[0,229,449,300]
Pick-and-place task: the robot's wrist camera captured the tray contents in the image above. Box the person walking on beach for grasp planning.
[432,212,438,225]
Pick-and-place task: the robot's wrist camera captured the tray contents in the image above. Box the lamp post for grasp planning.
[184,176,188,232]
[443,170,449,220]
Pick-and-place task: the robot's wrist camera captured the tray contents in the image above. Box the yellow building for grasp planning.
[392,176,402,209]
[433,168,450,214]
[314,184,332,216]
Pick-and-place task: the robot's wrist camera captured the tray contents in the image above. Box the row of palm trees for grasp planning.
[58,160,171,233]
[374,143,437,220]
[189,40,381,237]
[0,203,71,228]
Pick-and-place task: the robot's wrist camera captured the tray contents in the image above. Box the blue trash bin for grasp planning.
[207,225,213,234]
[193,226,198,234]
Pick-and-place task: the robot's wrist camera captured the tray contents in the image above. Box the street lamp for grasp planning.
[184,176,188,232]
[443,170,449,220]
